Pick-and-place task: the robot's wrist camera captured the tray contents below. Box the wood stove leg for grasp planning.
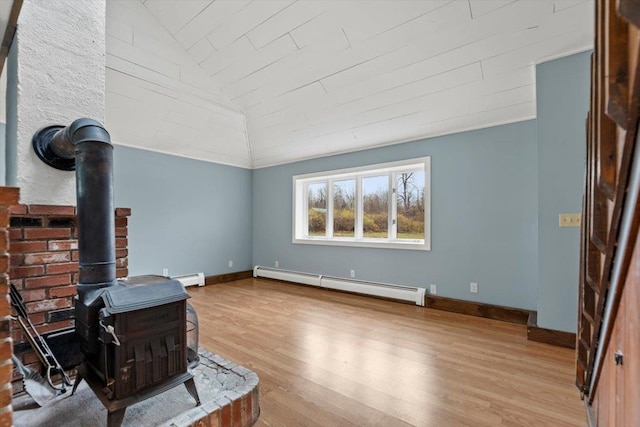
[184,378,201,406]
[107,408,126,427]
[71,372,83,396]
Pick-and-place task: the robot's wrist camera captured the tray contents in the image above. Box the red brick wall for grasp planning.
[9,205,130,390]
[0,187,20,427]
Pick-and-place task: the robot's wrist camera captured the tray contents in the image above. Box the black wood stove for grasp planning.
[74,274,200,426]
[32,119,200,426]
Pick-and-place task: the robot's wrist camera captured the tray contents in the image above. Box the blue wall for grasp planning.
[113,146,253,277]
[253,121,539,310]
[51,52,587,332]
[536,52,591,332]
[5,45,17,187]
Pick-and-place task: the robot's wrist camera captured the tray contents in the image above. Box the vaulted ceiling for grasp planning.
[104,0,594,169]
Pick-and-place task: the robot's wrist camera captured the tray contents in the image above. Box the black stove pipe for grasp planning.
[38,118,117,295]
[32,118,116,354]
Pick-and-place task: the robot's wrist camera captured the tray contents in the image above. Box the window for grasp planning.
[293,157,430,250]
[362,175,388,239]
[333,179,355,237]
[307,182,327,236]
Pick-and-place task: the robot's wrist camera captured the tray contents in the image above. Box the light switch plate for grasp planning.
[559,213,582,227]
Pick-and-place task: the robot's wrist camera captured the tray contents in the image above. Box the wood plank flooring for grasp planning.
[187,278,585,427]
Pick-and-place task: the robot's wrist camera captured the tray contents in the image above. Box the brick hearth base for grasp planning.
[13,349,260,426]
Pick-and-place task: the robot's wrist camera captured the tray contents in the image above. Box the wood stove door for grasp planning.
[111,301,187,400]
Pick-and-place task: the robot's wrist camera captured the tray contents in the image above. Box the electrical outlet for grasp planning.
[430,284,437,295]
[559,213,582,227]
[470,282,478,293]
[162,268,168,277]
[350,269,355,278]
[228,260,233,268]
[275,260,279,268]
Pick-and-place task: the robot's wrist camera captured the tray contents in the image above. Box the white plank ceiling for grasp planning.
[105,0,594,169]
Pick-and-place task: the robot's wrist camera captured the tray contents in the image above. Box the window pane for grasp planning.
[396,171,425,239]
[333,179,355,237]
[363,176,388,238]
[307,182,327,236]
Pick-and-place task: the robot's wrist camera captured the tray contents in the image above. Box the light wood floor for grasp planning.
[188,278,586,427]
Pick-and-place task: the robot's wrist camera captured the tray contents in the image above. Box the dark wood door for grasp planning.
[578,1,640,425]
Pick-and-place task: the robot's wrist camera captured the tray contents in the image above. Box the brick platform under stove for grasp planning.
[13,349,260,427]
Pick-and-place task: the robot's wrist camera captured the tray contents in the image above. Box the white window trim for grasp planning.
[292,157,431,251]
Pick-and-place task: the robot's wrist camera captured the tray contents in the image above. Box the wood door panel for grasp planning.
[579,1,640,425]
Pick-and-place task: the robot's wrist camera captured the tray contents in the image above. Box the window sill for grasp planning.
[292,237,430,251]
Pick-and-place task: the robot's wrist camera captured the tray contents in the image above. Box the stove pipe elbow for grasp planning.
[33,118,117,298]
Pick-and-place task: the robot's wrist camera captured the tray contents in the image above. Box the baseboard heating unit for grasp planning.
[253,266,426,306]
[173,272,205,287]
